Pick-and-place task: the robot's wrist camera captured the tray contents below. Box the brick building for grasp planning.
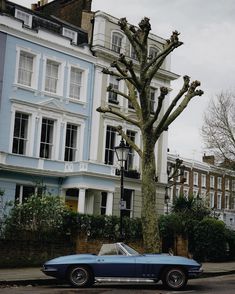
[166,154,235,230]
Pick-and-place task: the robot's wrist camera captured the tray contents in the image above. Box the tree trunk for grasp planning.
[141,134,160,253]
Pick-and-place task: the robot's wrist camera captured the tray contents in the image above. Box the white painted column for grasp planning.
[78,188,86,213]
[105,192,113,216]
[85,193,94,215]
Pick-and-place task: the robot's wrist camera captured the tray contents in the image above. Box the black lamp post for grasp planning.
[114,138,130,240]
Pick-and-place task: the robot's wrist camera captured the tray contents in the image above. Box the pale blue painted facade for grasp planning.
[0,3,102,214]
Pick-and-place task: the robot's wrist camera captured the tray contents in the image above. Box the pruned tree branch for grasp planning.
[146,31,183,81]
[115,125,143,157]
[154,80,203,138]
[147,86,169,128]
[96,106,141,127]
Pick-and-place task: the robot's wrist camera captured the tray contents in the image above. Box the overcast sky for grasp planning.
[13,0,235,161]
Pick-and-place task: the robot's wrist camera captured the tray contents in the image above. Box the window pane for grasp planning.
[69,67,82,99]
[105,126,116,165]
[64,123,78,161]
[18,52,34,86]
[149,47,158,59]
[12,112,29,155]
[112,33,122,53]
[45,60,59,93]
[40,118,54,159]
[100,192,107,215]
[108,76,119,103]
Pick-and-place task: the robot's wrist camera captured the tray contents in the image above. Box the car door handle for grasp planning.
[97,259,104,262]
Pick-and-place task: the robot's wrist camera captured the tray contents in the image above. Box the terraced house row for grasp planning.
[0,0,176,218]
[0,0,234,228]
[167,154,235,230]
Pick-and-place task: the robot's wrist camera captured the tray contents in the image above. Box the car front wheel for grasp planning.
[68,266,94,287]
[162,267,187,290]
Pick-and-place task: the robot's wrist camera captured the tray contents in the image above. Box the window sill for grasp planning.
[13,83,38,93]
[42,91,63,99]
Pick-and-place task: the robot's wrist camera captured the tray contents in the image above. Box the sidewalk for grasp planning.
[0,262,235,285]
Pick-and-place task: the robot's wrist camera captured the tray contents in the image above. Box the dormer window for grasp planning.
[62,27,77,44]
[15,9,32,28]
[111,32,123,54]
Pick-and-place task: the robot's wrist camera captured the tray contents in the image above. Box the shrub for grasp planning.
[3,195,71,240]
[193,218,228,261]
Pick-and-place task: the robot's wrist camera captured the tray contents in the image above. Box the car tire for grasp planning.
[68,265,94,288]
[162,267,187,290]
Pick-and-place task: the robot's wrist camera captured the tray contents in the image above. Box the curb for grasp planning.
[0,278,60,287]
[1,271,235,286]
[201,270,235,278]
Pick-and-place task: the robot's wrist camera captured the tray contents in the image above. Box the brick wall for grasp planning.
[36,0,92,28]
[76,236,145,255]
[0,239,76,268]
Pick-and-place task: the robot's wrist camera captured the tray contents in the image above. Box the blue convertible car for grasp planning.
[42,242,202,290]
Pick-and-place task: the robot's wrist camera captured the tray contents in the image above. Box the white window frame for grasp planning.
[193,172,199,186]
[67,63,88,103]
[217,193,222,209]
[62,27,77,44]
[130,45,137,60]
[176,169,181,183]
[42,56,65,96]
[15,47,40,90]
[225,193,230,210]
[12,111,29,156]
[225,178,230,190]
[148,46,159,59]
[150,87,156,113]
[15,9,32,27]
[210,175,215,188]
[126,130,136,170]
[111,31,125,54]
[10,106,35,157]
[39,117,55,160]
[217,177,222,190]
[183,170,189,185]
[100,192,108,215]
[201,174,206,188]
[123,189,134,218]
[210,191,215,208]
[64,122,80,162]
[103,120,140,169]
[108,75,119,104]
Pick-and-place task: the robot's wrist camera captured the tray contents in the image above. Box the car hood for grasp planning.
[142,254,200,266]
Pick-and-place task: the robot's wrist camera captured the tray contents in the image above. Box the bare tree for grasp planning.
[97,17,203,252]
[202,92,235,169]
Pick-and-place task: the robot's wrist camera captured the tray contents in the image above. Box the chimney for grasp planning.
[203,154,215,165]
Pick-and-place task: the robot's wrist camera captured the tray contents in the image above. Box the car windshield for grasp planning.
[98,243,140,256]
[121,243,139,256]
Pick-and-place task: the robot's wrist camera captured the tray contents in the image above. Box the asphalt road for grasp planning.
[1,274,235,294]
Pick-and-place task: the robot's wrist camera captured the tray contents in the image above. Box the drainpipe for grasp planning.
[90,17,96,56]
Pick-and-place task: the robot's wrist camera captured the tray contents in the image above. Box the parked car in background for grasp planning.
[42,242,202,290]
